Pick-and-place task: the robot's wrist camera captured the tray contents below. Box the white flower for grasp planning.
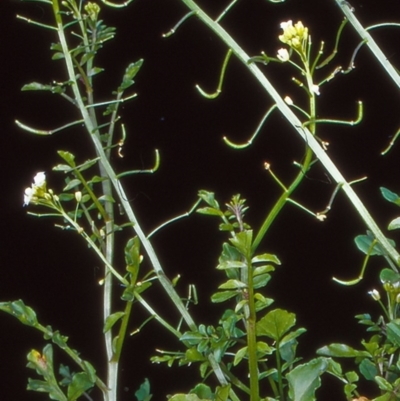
[311,84,320,96]
[33,172,46,187]
[23,187,33,206]
[23,172,47,206]
[280,20,293,31]
[368,289,380,301]
[284,96,293,105]
[277,48,289,62]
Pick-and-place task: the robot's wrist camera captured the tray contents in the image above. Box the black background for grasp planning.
[2,0,400,400]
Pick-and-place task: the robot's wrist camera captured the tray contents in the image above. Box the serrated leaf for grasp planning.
[103,312,125,333]
[256,309,296,341]
[119,59,144,91]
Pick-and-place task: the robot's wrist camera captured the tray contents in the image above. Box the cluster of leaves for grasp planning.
[317,187,400,401]
[0,300,99,400]
[152,191,356,401]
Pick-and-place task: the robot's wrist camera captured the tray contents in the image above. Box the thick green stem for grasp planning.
[245,255,260,401]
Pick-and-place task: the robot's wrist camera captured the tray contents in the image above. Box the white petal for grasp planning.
[34,172,46,186]
[23,188,33,206]
[277,48,289,62]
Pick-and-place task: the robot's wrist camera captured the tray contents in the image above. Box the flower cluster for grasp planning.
[23,172,48,206]
[279,20,308,51]
[85,2,101,23]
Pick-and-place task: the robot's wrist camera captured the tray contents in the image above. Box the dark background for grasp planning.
[2,0,400,400]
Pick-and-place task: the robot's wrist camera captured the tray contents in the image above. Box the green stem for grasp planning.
[275,340,284,400]
[177,0,400,266]
[245,255,260,401]
[336,0,400,89]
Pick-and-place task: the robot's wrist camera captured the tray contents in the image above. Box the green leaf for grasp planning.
[217,260,247,270]
[253,265,275,276]
[375,376,393,392]
[169,395,203,401]
[380,268,400,284]
[67,372,94,401]
[386,320,400,346]
[180,331,204,346]
[388,217,400,231]
[196,207,223,216]
[190,383,212,400]
[53,164,74,172]
[211,291,238,303]
[119,59,144,91]
[251,253,281,265]
[280,328,306,347]
[57,151,76,167]
[355,231,395,256]
[252,273,271,289]
[88,67,104,77]
[103,312,125,333]
[380,187,400,205]
[76,158,99,172]
[52,52,65,60]
[135,378,152,401]
[63,179,81,191]
[229,230,253,258]
[22,82,52,91]
[214,385,230,401]
[287,357,329,401]
[256,309,296,341]
[316,343,371,358]
[218,279,247,289]
[125,236,141,276]
[185,348,204,363]
[233,346,248,366]
[198,190,220,209]
[359,358,378,380]
[0,300,39,327]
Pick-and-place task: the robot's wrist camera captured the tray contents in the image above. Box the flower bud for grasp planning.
[75,191,82,203]
[368,289,380,301]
